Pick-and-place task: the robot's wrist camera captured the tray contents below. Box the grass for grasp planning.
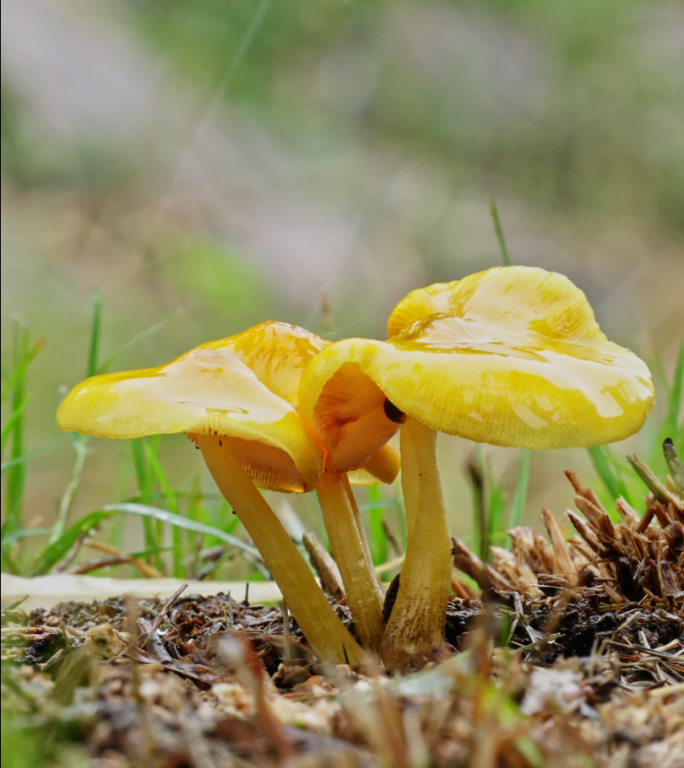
[1,288,409,585]
[366,484,387,568]
[1,269,681,584]
[2,324,43,543]
[360,484,405,581]
[468,448,519,561]
[47,288,102,546]
[0,291,263,582]
[5,202,678,584]
[489,196,511,267]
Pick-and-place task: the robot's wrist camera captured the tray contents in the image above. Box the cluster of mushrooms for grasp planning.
[57,266,655,671]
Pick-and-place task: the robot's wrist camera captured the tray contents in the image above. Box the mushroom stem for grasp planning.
[197,435,363,665]
[380,417,452,670]
[344,479,380,591]
[316,472,386,653]
[400,426,419,541]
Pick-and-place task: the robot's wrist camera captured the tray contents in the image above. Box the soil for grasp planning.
[2,470,683,767]
[2,579,682,767]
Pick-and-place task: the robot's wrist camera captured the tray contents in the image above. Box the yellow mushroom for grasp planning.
[202,322,400,654]
[57,321,367,664]
[299,266,655,669]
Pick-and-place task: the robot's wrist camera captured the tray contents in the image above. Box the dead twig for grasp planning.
[302,531,346,600]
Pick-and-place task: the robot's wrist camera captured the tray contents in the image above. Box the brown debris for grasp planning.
[3,457,684,767]
[451,535,516,593]
[304,531,347,601]
[450,571,479,600]
[446,466,684,685]
[68,539,163,579]
[541,507,577,582]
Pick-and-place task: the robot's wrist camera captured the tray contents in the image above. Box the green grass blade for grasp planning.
[587,445,633,512]
[31,503,261,575]
[143,439,184,577]
[484,455,508,552]
[102,503,260,560]
[130,438,153,500]
[0,338,43,406]
[143,438,178,510]
[1,549,19,574]
[31,510,114,575]
[204,497,240,537]
[1,438,64,475]
[97,308,185,374]
[223,506,241,536]
[129,546,174,559]
[185,475,205,577]
[0,393,32,461]
[86,287,103,378]
[648,349,670,401]
[366,484,387,566]
[489,196,512,267]
[508,449,531,536]
[49,433,90,543]
[1,527,53,548]
[130,438,162,568]
[3,323,30,537]
[665,337,684,442]
[469,446,486,561]
[42,288,102,545]
[358,499,399,512]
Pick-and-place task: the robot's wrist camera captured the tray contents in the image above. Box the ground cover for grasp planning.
[2,452,682,767]
[3,213,683,768]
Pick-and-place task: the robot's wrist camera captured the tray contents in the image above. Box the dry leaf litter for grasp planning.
[2,455,683,768]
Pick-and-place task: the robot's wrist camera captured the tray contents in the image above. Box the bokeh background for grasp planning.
[2,0,683,562]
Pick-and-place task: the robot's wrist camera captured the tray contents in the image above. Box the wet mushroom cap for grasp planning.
[299,267,655,453]
[57,321,399,492]
[204,323,401,483]
[198,321,329,406]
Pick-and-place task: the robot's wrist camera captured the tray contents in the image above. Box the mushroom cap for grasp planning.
[299,267,654,453]
[197,321,328,406]
[57,321,399,491]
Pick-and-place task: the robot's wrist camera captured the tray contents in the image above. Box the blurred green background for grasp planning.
[2,0,683,572]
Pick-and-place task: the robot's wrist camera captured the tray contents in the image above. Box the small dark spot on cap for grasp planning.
[219,440,222,446]
[383,398,406,424]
